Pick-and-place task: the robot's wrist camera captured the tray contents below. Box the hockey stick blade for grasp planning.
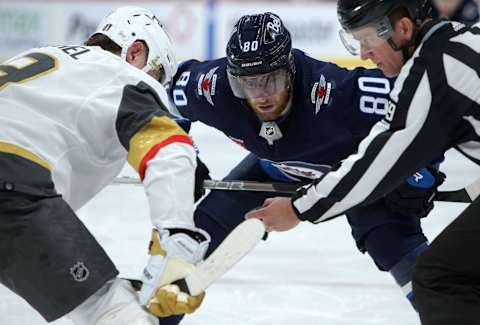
[179,218,265,295]
[112,176,476,203]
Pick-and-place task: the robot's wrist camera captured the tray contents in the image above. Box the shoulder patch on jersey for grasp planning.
[197,66,219,106]
[310,74,332,114]
[261,159,332,182]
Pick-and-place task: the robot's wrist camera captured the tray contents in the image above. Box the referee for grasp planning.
[245,0,480,323]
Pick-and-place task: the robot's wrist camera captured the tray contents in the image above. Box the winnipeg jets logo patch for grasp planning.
[262,159,332,181]
[197,66,219,106]
[311,74,332,114]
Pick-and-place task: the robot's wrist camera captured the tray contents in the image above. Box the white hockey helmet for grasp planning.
[92,6,177,85]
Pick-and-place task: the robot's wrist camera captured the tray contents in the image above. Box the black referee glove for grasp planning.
[384,167,446,218]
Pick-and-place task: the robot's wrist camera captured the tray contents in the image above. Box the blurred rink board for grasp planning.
[0,0,372,68]
[0,1,209,64]
[213,1,375,68]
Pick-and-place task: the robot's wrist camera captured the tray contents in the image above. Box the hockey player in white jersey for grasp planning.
[0,6,209,325]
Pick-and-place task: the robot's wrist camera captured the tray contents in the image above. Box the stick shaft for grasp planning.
[112,176,478,203]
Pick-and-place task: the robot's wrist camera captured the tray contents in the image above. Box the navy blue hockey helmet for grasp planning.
[226,13,295,99]
[226,12,295,77]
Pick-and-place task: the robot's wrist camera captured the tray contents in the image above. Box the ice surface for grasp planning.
[0,123,477,325]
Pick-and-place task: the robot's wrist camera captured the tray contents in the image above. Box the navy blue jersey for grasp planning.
[171,49,393,182]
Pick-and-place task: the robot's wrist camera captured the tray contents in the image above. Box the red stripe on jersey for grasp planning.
[138,135,194,181]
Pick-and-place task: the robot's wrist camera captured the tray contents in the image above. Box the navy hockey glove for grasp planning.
[384,167,446,218]
[194,156,211,202]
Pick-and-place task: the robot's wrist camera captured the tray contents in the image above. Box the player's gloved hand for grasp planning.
[139,228,210,317]
[194,156,211,202]
[384,167,446,218]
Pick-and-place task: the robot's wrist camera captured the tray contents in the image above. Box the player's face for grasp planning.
[358,18,412,77]
[246,86,290,121]
[230,68,291,120]
[339,16,394,56]
[340,16,409,77]
[360,40,404,77]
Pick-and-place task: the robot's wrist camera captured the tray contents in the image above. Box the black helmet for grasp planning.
[337,0,432,31]
[226,12,295,77]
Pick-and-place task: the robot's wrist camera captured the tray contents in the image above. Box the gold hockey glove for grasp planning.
[139,228,210,317]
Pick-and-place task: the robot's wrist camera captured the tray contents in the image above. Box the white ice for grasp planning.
[0,123,477,325]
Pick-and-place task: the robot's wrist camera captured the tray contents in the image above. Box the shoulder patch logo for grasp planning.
[310,74,332,114]
[70,261,89,282]
[197,66,219,106]
[265,160,332,180]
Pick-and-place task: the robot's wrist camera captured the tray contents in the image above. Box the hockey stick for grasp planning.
[129,219,265,296]
[434,178,480,203]
[113,176,301,194]
[112,176,480,203]
[181,218,265,295]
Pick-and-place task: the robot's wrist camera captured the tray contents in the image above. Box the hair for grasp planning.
[389,6,412,26]
[84,34,150,59]
[84,34,122,55]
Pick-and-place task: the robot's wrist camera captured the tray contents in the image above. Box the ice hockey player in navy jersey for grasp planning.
[166,12,445,323]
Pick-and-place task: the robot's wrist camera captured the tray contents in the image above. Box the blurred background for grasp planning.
[2,0,480,66]
[3,0,479,66]
[0,0,368,68]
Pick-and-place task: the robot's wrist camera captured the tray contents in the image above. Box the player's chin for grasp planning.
[256,109,282,121]
[378,64,400,78]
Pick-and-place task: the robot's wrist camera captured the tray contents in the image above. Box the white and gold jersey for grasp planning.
[0,46,196,229]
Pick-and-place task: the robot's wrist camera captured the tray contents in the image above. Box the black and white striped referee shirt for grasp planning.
[292,19,480,223]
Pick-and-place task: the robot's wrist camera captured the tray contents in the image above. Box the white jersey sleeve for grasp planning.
[0,45,196,229]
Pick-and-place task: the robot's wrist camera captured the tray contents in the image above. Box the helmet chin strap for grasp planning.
[387,32,416,64]
[401,47,411,64]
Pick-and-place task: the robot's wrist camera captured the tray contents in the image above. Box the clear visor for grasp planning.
[227,68,290,99]
[339,16,393,56]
